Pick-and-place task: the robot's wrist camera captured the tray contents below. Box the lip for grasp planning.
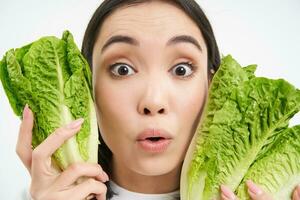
[136,128,173,153]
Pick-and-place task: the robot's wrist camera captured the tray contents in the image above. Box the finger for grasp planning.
[66,178,107,200]
[31,118,84,171]
[16,104,34,172]
[220,185,238,200]
[86,194,96,200]
[246,180,273,200]
[95,170,109,183]
[96,192,106,200]
[292,184,300,200]
[55,163,109,187]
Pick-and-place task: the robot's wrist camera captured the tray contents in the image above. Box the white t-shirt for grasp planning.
[109,181,180,200]
[24,181,180,200]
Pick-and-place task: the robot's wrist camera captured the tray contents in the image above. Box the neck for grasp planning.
[111,156,181,194]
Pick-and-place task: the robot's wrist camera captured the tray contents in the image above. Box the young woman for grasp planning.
[17,0,300,200]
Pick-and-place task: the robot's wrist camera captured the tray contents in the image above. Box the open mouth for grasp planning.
[137,137,171,153]
[136,129,172,152]
[145,137,165,142]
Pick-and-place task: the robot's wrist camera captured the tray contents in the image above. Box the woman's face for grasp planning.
[92,1,208,182]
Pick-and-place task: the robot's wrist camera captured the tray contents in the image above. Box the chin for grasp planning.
[134,156,180,176]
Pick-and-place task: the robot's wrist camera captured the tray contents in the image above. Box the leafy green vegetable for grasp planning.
[180,55,300,200]
[237,125,300,199]
[0,30,98,170]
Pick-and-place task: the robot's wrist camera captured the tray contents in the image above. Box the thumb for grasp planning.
[16,104,34,173]
[246,180,273,200]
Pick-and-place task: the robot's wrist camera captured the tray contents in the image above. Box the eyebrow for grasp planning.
[167,35,203,52]
[101,34,203,53]
[101,35,138,53]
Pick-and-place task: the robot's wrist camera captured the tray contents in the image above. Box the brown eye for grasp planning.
[110,63,135,76]
[171,62,194,77]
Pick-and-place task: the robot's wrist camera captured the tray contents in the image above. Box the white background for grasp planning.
[0,0,299,199]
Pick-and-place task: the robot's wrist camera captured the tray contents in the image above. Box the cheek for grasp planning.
[94,81,128,142]
[96,85,125,117]
[94,78,139,149]
[176,80,207,140]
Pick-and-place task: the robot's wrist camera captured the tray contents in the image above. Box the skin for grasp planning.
[15,1,300,200]
[92,0,208,194]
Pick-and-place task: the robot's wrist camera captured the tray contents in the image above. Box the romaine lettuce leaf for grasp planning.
[0,31,98,170]
[180,55,300,200]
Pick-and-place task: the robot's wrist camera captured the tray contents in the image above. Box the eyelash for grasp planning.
[108,61,197,79]
[176,61,196,79]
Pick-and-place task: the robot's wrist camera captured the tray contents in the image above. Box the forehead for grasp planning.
[97,1,205,47]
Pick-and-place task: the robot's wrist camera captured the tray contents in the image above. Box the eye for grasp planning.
[170,62,194,77]
[109,63,136,77]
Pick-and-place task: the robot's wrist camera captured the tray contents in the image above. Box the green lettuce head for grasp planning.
[180,55,300,200]
[0,30,98,170]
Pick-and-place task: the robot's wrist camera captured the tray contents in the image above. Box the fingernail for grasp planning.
[220,185,236,200]
[23,104,29,119]
[67,118,84,129]
[103,171,109,182]
[246,180,263,196]
[297,184,300,198]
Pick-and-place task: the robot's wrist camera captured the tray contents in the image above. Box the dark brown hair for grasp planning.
[81,0,220,199]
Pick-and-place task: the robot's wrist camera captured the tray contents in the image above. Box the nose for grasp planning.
[143,107,165,115]
[138,78,169,116]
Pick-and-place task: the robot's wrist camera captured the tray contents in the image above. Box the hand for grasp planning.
[220,180,300,200]
[16,104,108,200]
